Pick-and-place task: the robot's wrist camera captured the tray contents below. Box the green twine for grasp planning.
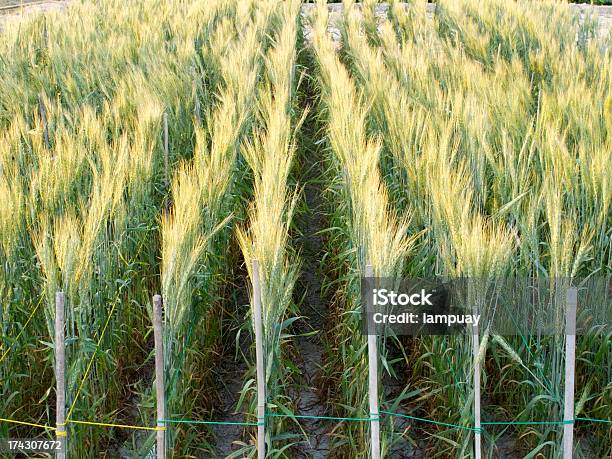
[482,420,573,426]
[575,417,612,424]
[159,419,263,427]
[265,412,378,422]
[380,410,482,432]
[157,413,611,430]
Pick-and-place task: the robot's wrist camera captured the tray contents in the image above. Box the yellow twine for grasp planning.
[67,419,165,431]
[0,418,55,430]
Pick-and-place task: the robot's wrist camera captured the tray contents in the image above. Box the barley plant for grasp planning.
[160,2,276,455]
[0,0,609,458]
[0,0,277,456]
[235,3,304,456]
[336,0,610,456]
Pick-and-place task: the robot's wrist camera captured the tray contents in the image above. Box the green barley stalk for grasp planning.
[236,3,303,456]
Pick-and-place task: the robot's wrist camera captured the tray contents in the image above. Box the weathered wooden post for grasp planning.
[252,260,266,459]
[55,292,66,459]
[153,295,166,459]
[563,287,577,459]
[365,264,380,459]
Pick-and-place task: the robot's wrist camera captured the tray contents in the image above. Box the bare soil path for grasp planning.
[290,69,333,458]
[210,273,253,458]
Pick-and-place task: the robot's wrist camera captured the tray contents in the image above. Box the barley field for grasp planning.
[0,0,610,458]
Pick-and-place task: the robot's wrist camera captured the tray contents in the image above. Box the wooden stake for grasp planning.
[153,295,166,459]
[365,264,380,459]
[55,292,66,459]
[252,260,265,459]
[163,112,169,190]
[472,305,482,459]
[563,287,577,459]
[38,93,50,150]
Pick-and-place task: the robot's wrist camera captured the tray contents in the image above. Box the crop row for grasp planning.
[0,0,610,458]
[332,0,610,456]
